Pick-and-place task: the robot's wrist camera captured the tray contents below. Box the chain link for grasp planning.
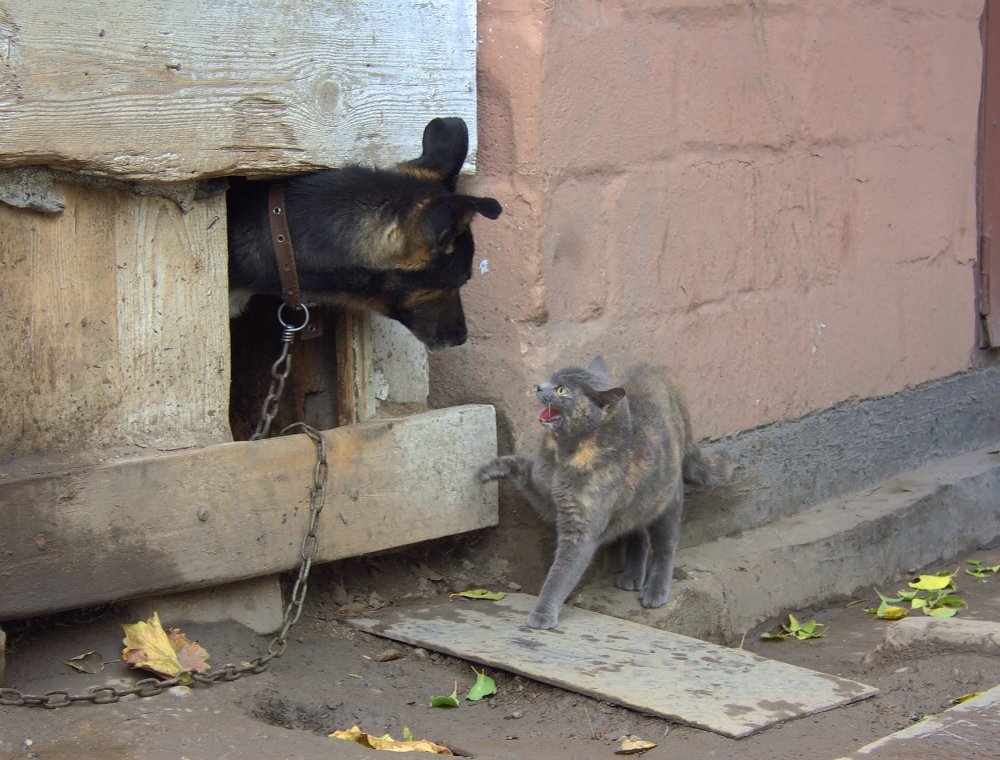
[250,303,311,441]
[1,312,328,710]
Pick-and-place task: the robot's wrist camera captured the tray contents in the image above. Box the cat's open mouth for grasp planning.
[539,405,562,426]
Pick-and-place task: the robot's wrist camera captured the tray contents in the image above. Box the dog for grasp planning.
[226,117,502,349]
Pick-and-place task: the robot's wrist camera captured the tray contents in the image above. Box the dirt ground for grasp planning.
[3,542,1000,760]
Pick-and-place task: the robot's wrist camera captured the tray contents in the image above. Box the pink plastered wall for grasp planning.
[431,0,986,449]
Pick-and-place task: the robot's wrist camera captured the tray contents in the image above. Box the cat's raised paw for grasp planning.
[526,609,559,630]
[475,459,509,482]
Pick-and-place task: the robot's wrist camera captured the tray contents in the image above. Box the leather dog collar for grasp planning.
[267,185,302,310]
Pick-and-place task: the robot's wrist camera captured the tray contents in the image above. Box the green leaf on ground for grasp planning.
[923,607,959,618]
[874,588,903,604]
[466,667,497,702]
[429,682,461,708]
[966,560,1000,579]
[866,571,966,621]
[760,613,825,641]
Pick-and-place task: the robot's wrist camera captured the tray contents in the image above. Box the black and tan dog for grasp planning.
[227,117,502,349]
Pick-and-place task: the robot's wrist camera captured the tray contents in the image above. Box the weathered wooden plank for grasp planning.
[0,404,498,621]
[0,0,478,180]
[0,182,231,460]
[350,594,878,739]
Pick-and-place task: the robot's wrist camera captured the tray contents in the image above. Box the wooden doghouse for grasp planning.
[0,1,497,633]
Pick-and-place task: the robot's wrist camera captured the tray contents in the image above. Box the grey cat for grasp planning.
[476,357,729,630]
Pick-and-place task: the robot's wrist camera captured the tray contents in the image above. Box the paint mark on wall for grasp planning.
[812,320,826,354]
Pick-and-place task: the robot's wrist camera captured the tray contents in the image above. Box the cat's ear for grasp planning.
[592,386,626,409]
[586,356,610,376]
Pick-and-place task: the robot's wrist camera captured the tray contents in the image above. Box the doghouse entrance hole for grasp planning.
[228,294,342,441]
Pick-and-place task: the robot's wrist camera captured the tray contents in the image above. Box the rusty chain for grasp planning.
[1,306,328,709]
[250,302,311,441]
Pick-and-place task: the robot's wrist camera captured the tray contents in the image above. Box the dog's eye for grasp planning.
[554,385,569,397]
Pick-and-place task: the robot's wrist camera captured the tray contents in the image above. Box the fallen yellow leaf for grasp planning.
[876,605,909,620]
[616,735,657,754]
[121,612,210,679]
[908,574,953,591]
[953,691,984,705]
[330,725,454,755]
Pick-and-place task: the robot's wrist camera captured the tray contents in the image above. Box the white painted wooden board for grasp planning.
[349,593,879,739]
[0,0,477,180]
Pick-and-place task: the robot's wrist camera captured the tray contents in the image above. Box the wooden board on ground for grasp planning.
[0,405,497,621]
[0,0,478,181]
[348,593,878,739]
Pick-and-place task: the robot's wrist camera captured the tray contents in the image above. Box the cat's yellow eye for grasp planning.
[554,385,569,396]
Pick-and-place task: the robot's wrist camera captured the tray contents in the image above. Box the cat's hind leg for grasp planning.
[614,529,649,591]
[640,502,682,608]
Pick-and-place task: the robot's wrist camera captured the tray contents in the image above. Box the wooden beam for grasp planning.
[0,0,478,181]
[0,405,498,621]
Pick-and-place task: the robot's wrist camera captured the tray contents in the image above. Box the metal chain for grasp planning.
[250,303,311,441]
[1,313,328,709]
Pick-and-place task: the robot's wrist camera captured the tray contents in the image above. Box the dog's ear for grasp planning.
[398,117,470,191]
[417,194,503,252]
[467,195,502,220]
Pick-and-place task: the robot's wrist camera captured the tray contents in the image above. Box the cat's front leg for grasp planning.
[527,538,600,629]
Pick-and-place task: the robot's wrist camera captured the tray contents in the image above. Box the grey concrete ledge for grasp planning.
[684,366,1000,548]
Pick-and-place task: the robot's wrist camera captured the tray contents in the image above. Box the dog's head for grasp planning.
[372,118,501,349]
[267,118,502,349]
[371,192,501,349]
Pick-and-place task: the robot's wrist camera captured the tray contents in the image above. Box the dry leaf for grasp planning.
[168,628,211,673]
[65,651,105,674]
[330,725,454,754]
[616,735,657,754]
[953,691,984,705]
[448,589,507,601]
[121,612,210,679]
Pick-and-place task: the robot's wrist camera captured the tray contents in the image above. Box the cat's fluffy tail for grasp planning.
[682,443,732,487]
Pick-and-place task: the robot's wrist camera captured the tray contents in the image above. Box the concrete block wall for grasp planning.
[433,0,986,454]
